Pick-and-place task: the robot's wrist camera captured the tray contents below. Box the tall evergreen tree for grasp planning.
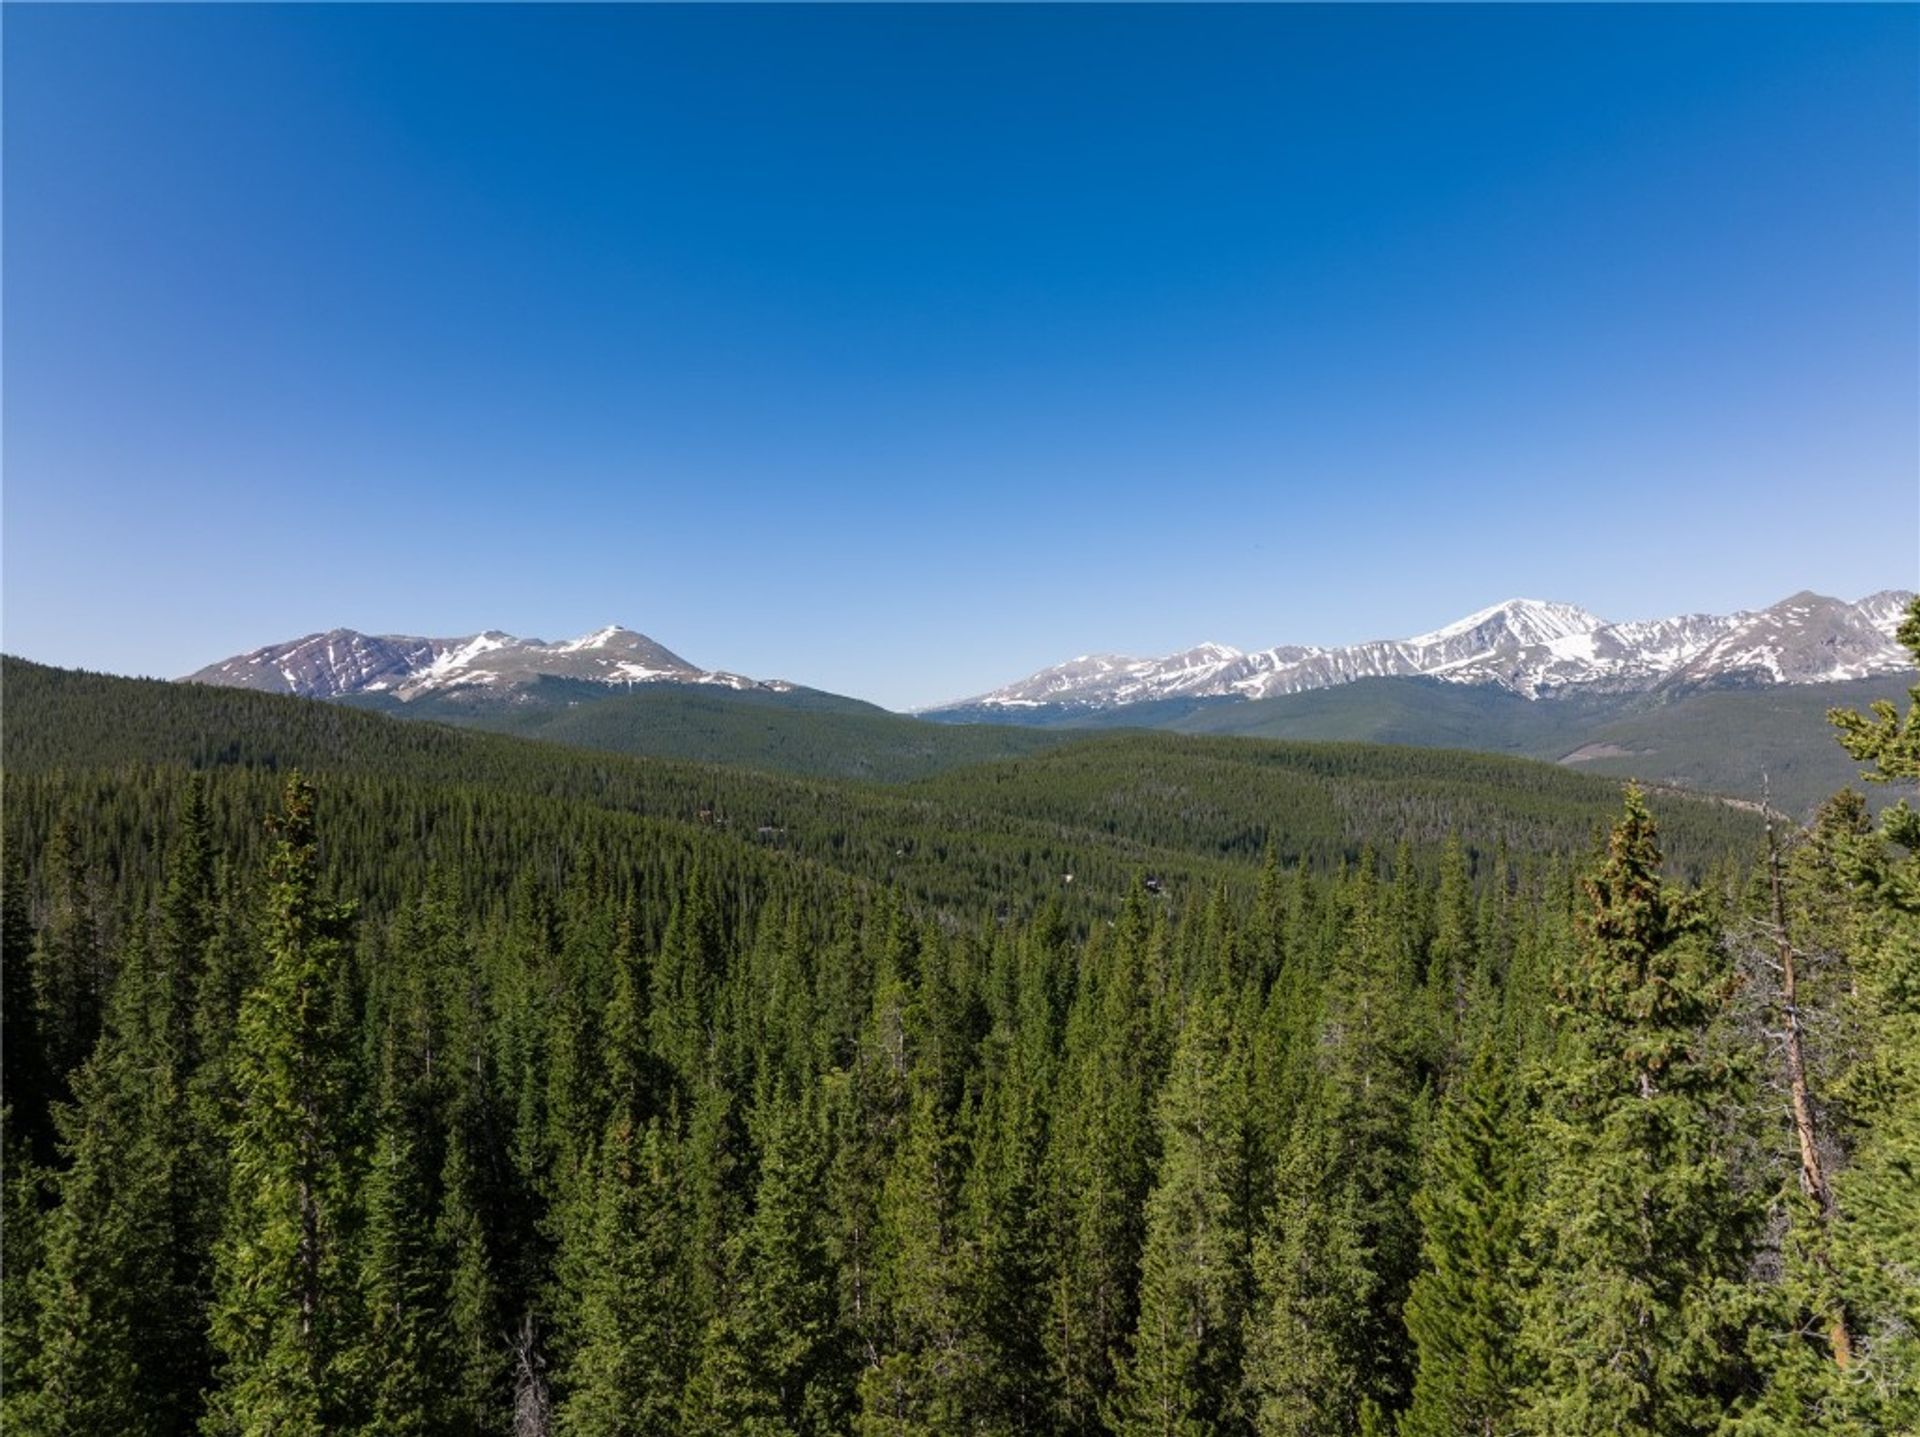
[1044,887,1165,1433]
[13,924,193,1437]
[1244,1100,1375,1437]
[1794,593,1920,1430]
[684,1088,842,1437]
[858,1076,972,1434]
[1111,992,1253,1437]
[31,812,105,1107]
[958,1033,1054,1433]
[13,789,228,1435]
[1315,856,1427,1416]
[351,1113,453,1435]
[3,848,52,1159]
[1426,835,1477,1069]
[438,1122,510,1436]
[0,1101,52,1431]
[1518,787,1755,1437]
[555,1115,691,1436]
[829,924,914,1398]
[203,774,364,1437]
[649,861,726,1089]
[1399,1029,1526,1437]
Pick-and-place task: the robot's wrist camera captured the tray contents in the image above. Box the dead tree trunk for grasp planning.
[1767,814,1853,1369]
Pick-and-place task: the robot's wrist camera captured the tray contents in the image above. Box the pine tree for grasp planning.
[0,1102,52,1431]
[1399,1029,1526,1437]
[830,925,914,1397]
[15,789,230,1437]
[1518,787,1754,1437]
[683,1071,748,1327]
[1720,799,1866,1437]
[685,1088,842,1437]
[1790,593,1920,1430]
[1244,1101,1374,1437]
[31,812,105,1106]
[958,1035,1054,1433]
[187,853,262,1211]
[858,1076,972,1434]
[352,1113,453,1435]
[13,926,190,1437]
[156,783,217,1071]
[439,1123,509,1436]
[1246,863,1322,1206]
[602,912,659,1126]
[3,847,52,1160]
[1044,886,1165,1433]
[650,861,726,1089]
[1426,835,1476,1069]
[556,1116,691,1436]
[156,785,226,1416]
[1110,991,1252,1437]
[1317,855,1426,1416]
[203,774,364,1437]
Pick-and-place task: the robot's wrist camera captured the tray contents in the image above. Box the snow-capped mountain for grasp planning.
[184,625,791,702]
[940,590,1915,713]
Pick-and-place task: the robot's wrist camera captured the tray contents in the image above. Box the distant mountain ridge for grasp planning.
[132,585,1920,812]
[184,624,793,703]
[935,589,1914,715]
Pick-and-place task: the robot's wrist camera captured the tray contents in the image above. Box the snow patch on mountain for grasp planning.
[1408,598,1601,648]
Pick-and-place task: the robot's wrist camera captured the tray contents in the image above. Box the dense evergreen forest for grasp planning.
[341,676,1084,785]
[1,603,1916,1435]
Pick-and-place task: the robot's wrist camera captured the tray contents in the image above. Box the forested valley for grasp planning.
[2,602,1916,1436]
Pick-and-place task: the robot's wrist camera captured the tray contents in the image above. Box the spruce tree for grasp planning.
[14,927,190,1437]
[1044,886,1165,1433]
[829,926,914,1398]
[10,786,226,1436]
[1399,1030,1526,1437]
[352,1113,453,1435]
[31,812,105,1108]
[556,1115,691,1436]
[1317,855,1426,1416]
[959,1035,1054,1432]
[1426,835,1476,1069]
[203,774,364,1437]
[1244,1100,1374,1437]
[1796,593,1920,1430]
[0,1102,52,1431]
[1518,787,1754,1437]
[686,1088,841,1436]
[1110,992,1253,1437]
[438,1123,509,1436]
[3,848,52,1159]
[649,860,726,1089]
[156,782,217,1071]
[858,1075,972,1434]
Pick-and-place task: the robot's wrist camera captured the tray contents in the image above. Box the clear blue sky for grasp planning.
[5,4,1915,710]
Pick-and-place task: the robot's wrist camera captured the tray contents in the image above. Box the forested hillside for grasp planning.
[342,677,1080,784]
[1167,675,1918,817]
[2,606,1917,1435]
[933,673,1918,817]
[1,657,1759,913]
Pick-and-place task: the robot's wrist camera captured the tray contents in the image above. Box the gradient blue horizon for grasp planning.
[5,4,1915,711]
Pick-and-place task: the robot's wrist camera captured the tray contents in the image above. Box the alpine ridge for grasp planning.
[935,589,1916,714]
[183,625,792,702]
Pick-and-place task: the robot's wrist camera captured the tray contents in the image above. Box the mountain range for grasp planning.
[173,588,1915,812]
[930,589,1915,717]
[185,589,1913,714]
[184,624,794,703]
